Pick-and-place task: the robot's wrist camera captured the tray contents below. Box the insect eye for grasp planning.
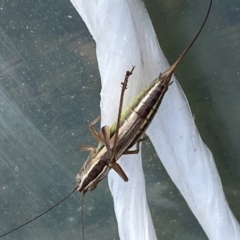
[75,173,81,183]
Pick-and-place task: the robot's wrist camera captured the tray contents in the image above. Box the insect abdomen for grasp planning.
[122,77,169,145]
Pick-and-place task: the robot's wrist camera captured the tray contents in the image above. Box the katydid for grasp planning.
[0,0,212,238]
[75,0,212,193]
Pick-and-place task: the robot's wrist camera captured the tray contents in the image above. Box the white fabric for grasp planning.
[70,0,240,239]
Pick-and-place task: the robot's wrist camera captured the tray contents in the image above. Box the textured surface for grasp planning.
[0,0,239,239]
[70,0,240,239]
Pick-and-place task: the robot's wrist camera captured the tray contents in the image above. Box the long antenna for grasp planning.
[0,188,76,239]
[81,192,85,240]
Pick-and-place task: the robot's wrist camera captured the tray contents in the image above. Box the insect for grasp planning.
[75,0,212,193]
[0,0,212,239]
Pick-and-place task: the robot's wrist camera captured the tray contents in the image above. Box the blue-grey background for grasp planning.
[0,0,239,239]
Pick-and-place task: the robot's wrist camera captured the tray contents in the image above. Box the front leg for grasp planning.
[79,115,102,150]
[88,115,101,142]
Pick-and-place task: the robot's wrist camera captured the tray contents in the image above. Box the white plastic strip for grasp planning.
[70,0,240,239]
